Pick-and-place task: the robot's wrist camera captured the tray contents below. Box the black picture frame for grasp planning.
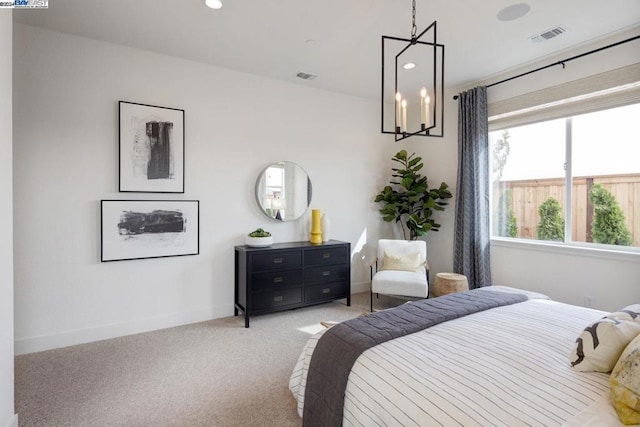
[101,199,199,262]
[119,101,185,193]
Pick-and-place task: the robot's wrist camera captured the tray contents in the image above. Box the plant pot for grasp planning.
[245,235,273,247]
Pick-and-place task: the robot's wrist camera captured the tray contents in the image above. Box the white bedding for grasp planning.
[290,296,620,426]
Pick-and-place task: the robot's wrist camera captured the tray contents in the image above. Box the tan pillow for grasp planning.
[570,305,640,372]
[610,334,640,425]
[380,251,422,272]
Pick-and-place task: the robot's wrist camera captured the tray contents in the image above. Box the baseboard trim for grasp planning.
[5,413,18,427]
[15,305,230,355]
[351,280,370,294]
[16,284,373,355]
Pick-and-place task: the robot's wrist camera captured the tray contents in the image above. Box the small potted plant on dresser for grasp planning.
[245,228,273,247]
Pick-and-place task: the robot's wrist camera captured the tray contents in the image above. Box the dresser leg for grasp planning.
[245,315,250,328]
[347,295,351,306]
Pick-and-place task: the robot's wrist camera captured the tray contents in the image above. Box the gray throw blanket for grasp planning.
[302,289,528,426]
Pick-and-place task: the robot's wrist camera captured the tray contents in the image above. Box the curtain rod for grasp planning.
[452,34,640,100]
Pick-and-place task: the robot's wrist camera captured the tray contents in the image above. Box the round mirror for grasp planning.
[255,161,312,221]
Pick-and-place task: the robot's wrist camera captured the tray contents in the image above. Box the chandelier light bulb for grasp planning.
[395,93,402,129]
[401,99,408,132]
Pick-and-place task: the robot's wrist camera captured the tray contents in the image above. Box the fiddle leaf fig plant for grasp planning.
[375,150,452,240]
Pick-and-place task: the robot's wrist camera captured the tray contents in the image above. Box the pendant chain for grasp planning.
[411,0,417,40]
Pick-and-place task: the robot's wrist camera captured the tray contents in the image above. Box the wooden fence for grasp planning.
[495,173,640,246]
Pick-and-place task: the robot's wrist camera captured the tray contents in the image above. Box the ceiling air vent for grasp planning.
[296,72,317,80]
[531,25,568,43]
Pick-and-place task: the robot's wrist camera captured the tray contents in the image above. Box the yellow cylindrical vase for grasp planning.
[310,209,323,244]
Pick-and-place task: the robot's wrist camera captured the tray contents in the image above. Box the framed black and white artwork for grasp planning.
[101,200,199,262]
[119,101,185,193]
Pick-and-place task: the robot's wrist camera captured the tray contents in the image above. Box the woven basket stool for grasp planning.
[433,273,469,297]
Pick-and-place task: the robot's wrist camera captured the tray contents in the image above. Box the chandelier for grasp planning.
[381,0,445,141]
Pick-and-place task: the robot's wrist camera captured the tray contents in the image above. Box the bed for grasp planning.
[289,287,634,426]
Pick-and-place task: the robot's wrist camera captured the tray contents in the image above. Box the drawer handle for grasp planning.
[273,277,284,283]
[322,271,331,276]
[273,258,283,264]
[322,253,331,259]
[274,296,283,302]
[322,288,330,294]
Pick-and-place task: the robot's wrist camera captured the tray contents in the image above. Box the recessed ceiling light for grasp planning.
[205,0,222,9]
[403,62,416,70]
[496,3,530,21]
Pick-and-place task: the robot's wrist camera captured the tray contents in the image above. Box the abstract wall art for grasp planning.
[101,200,199,262]
[119,101,185,193]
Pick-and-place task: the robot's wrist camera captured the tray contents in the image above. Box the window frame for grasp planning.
[488,101,640,255]
[491,236,640,262]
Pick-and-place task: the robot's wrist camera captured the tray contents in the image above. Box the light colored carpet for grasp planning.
[15,292,406,427]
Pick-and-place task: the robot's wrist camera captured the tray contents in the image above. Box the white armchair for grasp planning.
[370,239,429,311]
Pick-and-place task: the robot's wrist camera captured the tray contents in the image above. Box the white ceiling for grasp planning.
[13,0,640,100]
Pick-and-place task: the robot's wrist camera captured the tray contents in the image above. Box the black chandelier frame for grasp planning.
[381,21,445,141]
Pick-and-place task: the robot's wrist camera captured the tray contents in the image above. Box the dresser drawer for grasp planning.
[305,246,349,266]
[304,264,348,284]
[252,250,302,271]
[305,282,348,303]
[235,241,351,327]
[252,269,302,291]
[252,288,302,310]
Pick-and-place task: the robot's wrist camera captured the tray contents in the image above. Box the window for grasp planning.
[260,164,285,219]
[490,102,639,250]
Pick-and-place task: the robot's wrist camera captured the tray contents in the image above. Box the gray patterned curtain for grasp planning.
[454,86,491,288]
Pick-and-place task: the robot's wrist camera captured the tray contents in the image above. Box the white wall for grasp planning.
[424,31,640,312]
[13,24,401,354]
[491,242,639,311]
[405,98,459,278]
[1,10,17,427]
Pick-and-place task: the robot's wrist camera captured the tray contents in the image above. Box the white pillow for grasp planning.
[380,251,422,273]
[570,305,640,373]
